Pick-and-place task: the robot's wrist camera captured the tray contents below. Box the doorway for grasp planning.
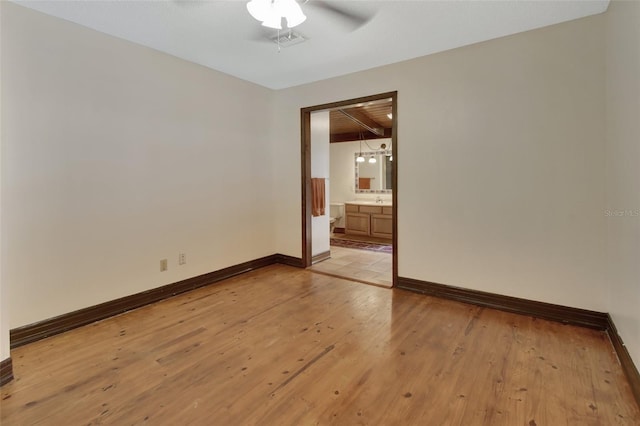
[300,91,397,287]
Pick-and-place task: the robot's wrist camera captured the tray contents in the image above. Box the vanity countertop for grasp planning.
[346,200,393,207]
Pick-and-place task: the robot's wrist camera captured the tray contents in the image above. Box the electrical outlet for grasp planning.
[178,253,186,265]
[160,259,168,272]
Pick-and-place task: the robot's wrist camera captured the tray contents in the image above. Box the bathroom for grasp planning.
[309,97,394,287]
[329,137,393,238]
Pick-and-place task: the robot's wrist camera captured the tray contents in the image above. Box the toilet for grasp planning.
[329,203,345,233]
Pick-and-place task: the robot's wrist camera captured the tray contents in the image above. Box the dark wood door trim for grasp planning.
[301,91,398,287]
[301,108,312,266]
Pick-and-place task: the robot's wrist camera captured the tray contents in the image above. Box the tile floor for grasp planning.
[309,245,392,288]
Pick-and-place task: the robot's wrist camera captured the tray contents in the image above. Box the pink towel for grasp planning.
[311,178,325,217]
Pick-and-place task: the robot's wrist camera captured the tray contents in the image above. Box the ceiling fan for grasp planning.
[247,0,374,33]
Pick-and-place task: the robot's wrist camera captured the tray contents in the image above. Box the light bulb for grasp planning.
[368,156,377,164]
[356,155,365,163]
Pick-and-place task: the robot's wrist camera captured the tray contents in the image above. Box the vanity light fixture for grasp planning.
[247,0,306,29]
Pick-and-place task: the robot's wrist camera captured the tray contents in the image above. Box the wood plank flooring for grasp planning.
[1,265,638,425]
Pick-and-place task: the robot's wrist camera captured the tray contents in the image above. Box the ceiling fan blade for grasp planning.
[306,1,375,32]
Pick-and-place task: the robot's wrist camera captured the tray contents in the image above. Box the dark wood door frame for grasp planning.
[301,91,398,287]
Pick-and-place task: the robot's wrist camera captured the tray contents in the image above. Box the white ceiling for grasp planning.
[14,0,609,90]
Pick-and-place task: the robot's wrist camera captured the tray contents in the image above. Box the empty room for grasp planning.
[1,0,638,424]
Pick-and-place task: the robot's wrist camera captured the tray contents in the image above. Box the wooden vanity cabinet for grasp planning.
[371,214,393,238]
[345,204,392,240]
[345,213,370,236]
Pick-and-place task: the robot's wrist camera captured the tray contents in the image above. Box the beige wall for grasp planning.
[1,3,276,329]
[274,15,607,311]
[605,0,640,366]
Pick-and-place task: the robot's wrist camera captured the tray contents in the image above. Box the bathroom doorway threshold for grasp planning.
[308,269,393,289]
[309,246,393,288]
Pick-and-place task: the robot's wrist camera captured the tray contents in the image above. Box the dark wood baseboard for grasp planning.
[397,276,609,330]
[311,250,331,264]
[275,253,305,268]
[10,253,303,349]
[606,314,640,405]
[0,357,13,387]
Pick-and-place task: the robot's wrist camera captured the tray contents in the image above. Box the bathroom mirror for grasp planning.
[355,150,393,193]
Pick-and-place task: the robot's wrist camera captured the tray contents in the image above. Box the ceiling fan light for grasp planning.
[261,13,283,29]
[285,10,306,28]
[281,0,306,28]
[247,0,271,22]
[249,0,306,30]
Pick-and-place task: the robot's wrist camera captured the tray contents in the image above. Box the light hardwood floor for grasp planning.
[1,265,638,425]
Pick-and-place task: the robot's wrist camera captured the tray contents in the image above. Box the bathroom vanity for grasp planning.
[344,202,393,240]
